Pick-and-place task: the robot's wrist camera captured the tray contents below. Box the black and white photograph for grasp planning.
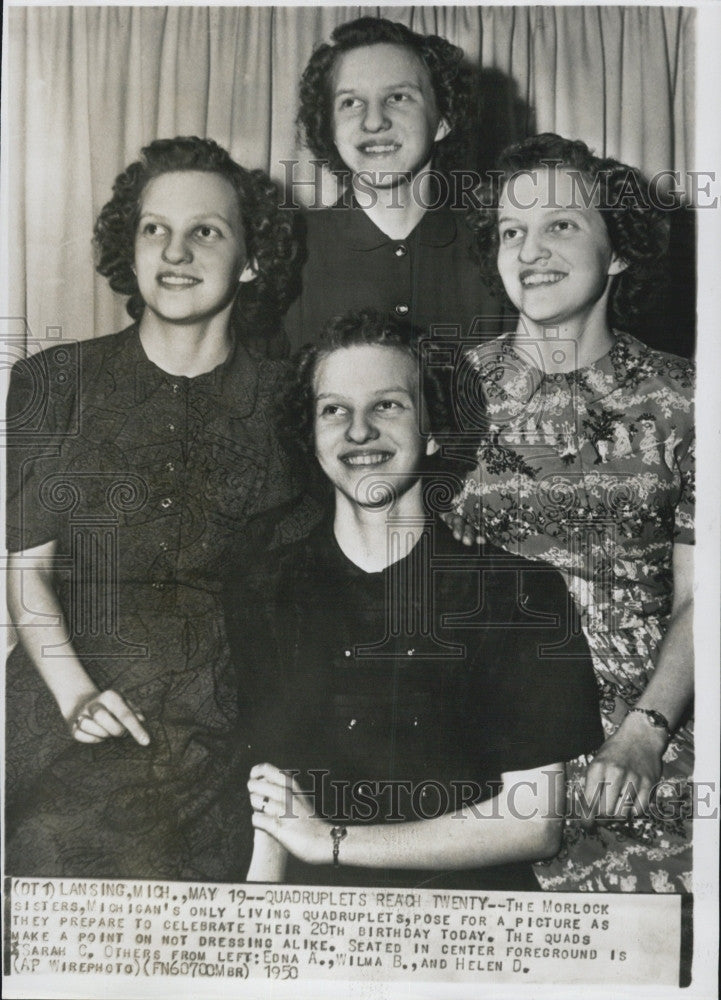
[1,2,719,998]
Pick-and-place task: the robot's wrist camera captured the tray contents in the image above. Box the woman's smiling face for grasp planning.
[496,167,625,329]
[133,170,251,326]
[331,43,449,185]
[313,344,437,508]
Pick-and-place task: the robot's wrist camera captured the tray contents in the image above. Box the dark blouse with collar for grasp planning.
[282,202,505,352]
[5,325,302,880]
[226,518,603,890]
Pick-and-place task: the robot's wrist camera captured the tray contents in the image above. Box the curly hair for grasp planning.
[467,133,670,331]
[297,17,471,176]
[278,309,477,499]
[93,136,301,340]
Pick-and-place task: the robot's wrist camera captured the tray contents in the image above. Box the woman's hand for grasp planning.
[69,689,150,746]
[581,713,666,826]
[582,543,694,827]
[440,511,484,547]
[248,763,332,866]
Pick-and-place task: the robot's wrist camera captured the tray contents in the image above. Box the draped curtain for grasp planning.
[5,5,695,350]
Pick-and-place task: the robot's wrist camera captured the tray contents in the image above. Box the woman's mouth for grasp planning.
[341,451,393,466]
[156,272,201,289]
[357,142,401,156]
[520,270,567,288]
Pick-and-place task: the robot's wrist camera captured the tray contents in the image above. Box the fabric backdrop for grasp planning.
[5,5,695,353]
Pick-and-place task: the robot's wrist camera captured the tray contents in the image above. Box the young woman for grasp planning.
[283,16,502,353]
[226,309,602,889]
[5,136,303,880]
[452,133,694,892]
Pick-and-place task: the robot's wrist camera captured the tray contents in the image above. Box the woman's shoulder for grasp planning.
[7,326,138,430]
[614,332,695,393]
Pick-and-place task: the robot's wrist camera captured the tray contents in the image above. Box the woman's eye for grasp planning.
[499,227,521,243]
[338,97,361,111]
[375,400,404,413]
[549,219,577,233]
[194,225,222,242]
[319,403,346,418]
[387,92,410,104]
[140,222,166,238]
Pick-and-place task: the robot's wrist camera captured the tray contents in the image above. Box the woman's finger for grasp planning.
[84,705,126,738]
[247,779,289,811]
[98,690,150,745]
[613,774,650,818]
[249,792,282,817]
[583,763,625,821]
[633,778,653,815]
[249,762,286,782]
[71,724,104,744]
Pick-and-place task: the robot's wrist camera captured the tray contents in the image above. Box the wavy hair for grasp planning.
[298,17,470,176]
[93,136,301,341]
[278,309,477,500]
[468,133,670,331]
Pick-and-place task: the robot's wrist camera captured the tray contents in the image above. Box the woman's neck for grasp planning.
[512,300,614,375]
[353,162,437,241]
[138,309,233,377]
[333,484,427,573]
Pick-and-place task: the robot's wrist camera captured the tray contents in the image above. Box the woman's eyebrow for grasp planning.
[316,386,412,399]
[137,211,233,225]
[334,81,422,96]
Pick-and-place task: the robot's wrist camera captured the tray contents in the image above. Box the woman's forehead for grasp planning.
[499,166,601,214]
[313,344,418,396]
[139,170,241,221]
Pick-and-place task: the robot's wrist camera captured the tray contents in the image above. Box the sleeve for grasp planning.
[5,344,80,553]
[466,558,603,774]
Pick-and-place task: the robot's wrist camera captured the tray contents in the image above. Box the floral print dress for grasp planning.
[458,331,694,893]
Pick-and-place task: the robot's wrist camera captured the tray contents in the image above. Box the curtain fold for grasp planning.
[6,5,695,349]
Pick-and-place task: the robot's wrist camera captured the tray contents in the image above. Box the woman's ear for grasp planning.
[607,255,628,276]
[434,118,451,143]
[239,259,258,283]
[425,435,440,457]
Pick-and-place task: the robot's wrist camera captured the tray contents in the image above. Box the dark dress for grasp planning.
[225,518,603,889]
[282,201,505,352]
[4,325,302,880]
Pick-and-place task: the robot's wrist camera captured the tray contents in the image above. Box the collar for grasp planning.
[476,331,653,408]
[336,196,458,251]
[119,324,260,417]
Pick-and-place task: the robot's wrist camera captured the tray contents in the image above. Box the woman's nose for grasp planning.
[161,233,192,265]
[518,229,551,264]
[345,411,380,443]
[362,100,391,133]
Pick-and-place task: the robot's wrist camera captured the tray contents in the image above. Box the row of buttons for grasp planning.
[393,244,408,314]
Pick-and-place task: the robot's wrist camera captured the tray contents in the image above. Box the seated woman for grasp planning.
[452,133,694,892]
[225,309,603,889]
[5,136,303,880]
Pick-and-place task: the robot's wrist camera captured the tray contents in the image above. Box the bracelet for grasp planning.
[330,825,347,867]
[627,707,670,735]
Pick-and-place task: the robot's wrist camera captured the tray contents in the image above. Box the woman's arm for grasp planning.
[248,762,565,871]
[582,542,694,821]
[7,541,150,745]
[246,829,289,883]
